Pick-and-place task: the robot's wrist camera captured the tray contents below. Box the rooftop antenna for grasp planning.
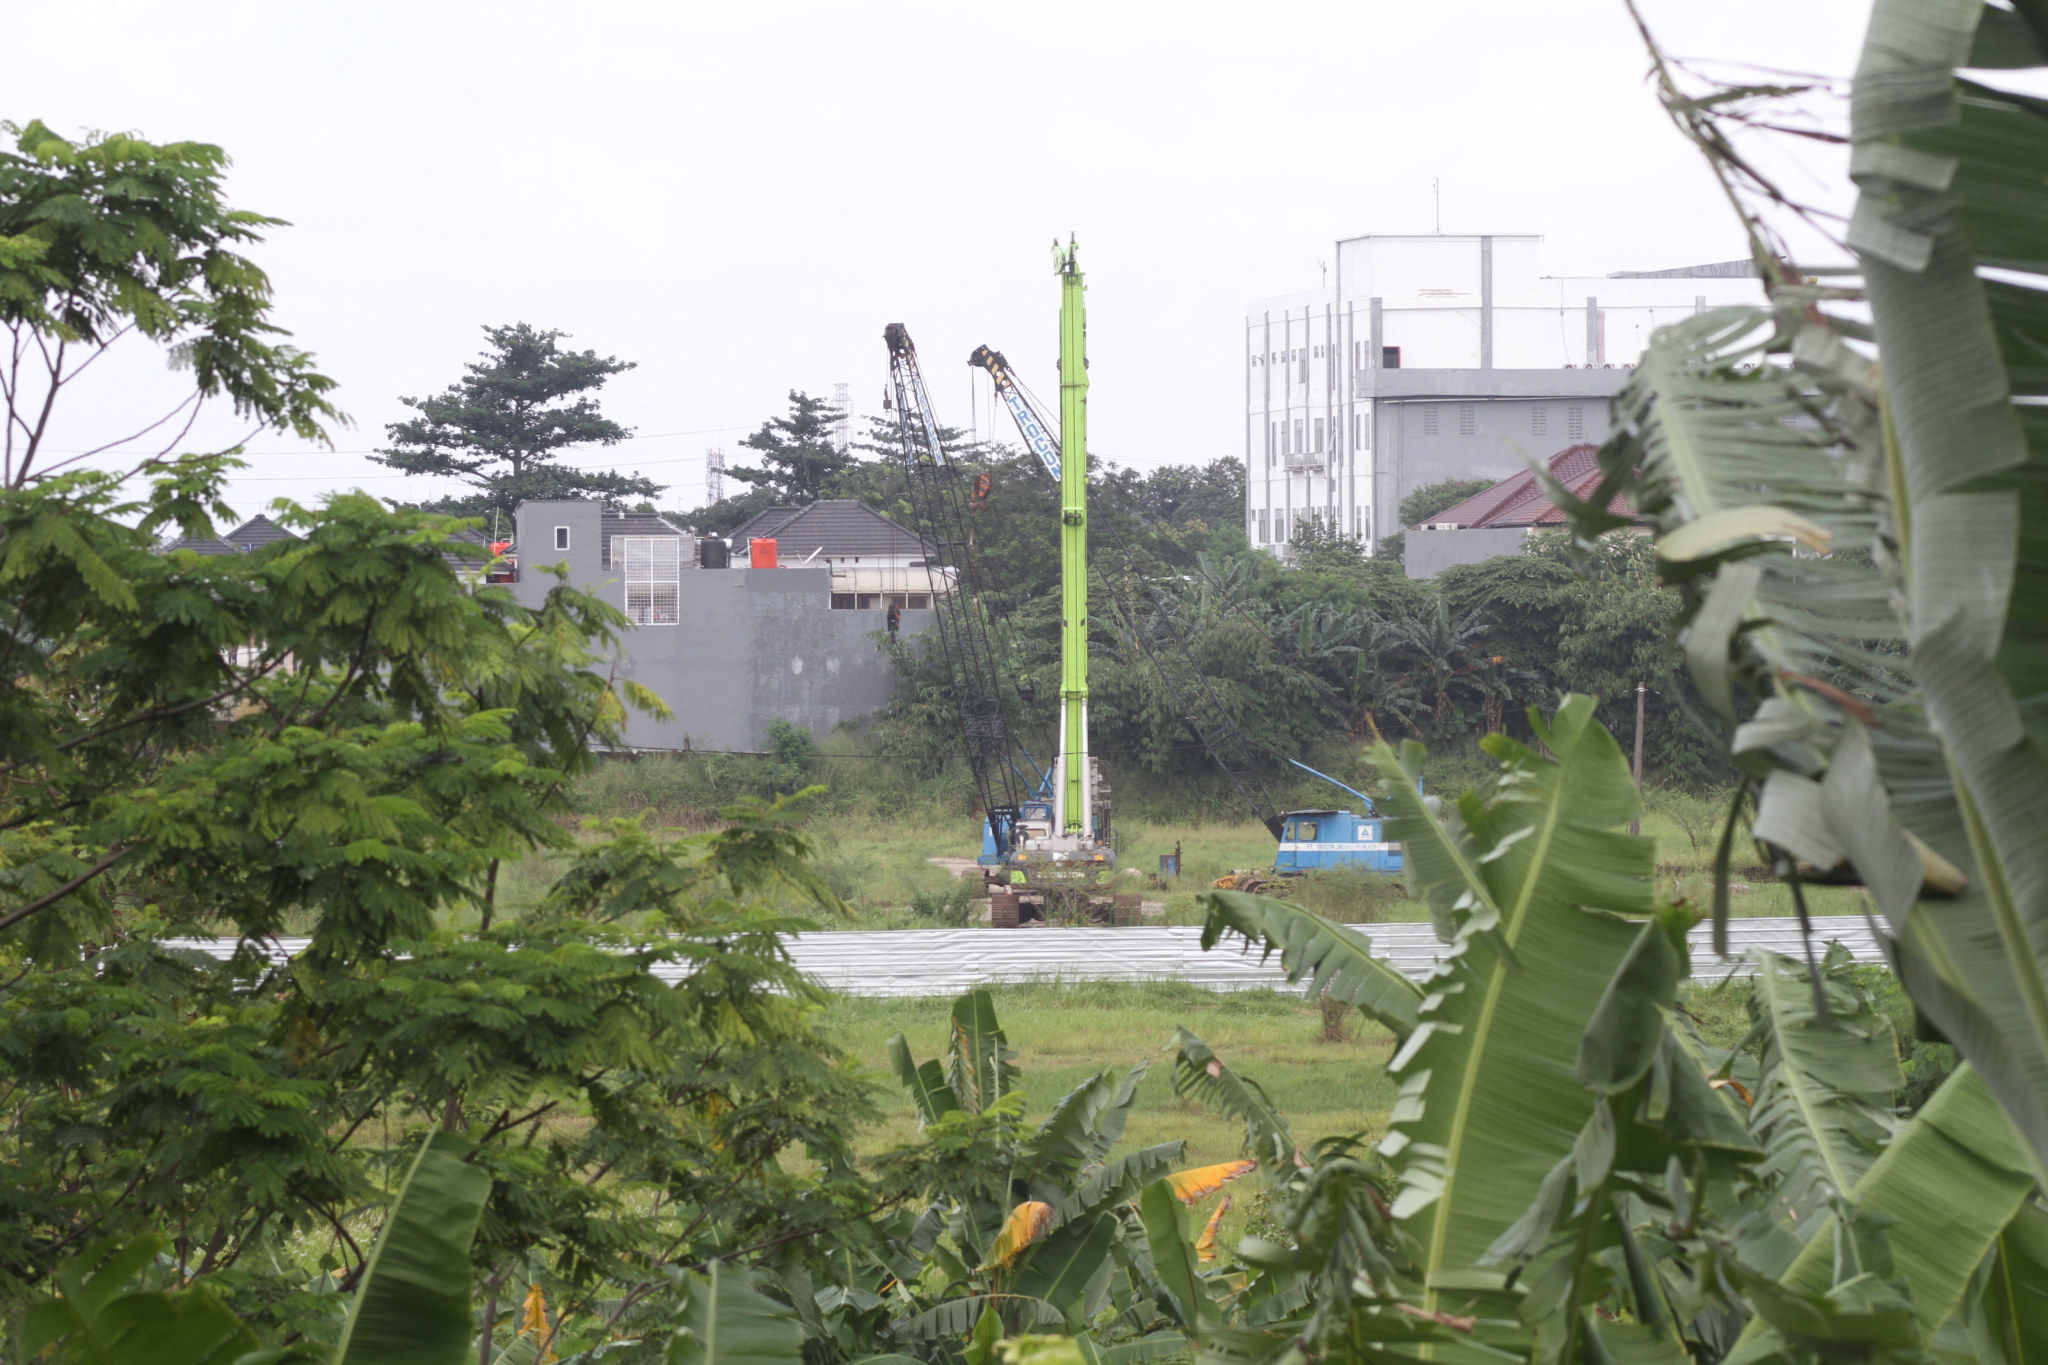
[1433,178,1441,234]
[706,446,726,504]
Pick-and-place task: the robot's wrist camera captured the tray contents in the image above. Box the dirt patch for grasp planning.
[926,856,983,879]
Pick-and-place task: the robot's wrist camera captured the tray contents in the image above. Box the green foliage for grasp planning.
[330,1134,490,1365]
[728,390,855,503]
[666,1263,804,1365]
[0,120,342,486]
[375,322,653,524]
[0,456,875,1356]
[1398,476,1494,530]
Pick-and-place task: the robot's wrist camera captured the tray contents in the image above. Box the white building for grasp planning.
[1245,234,1763,551]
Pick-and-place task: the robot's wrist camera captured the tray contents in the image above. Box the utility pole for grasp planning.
[1630,681,1647,836]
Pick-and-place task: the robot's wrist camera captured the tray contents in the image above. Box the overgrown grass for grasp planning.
[826,966,1937,1261]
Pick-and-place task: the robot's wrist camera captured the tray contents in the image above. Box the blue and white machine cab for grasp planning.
[1273,760,1406,876]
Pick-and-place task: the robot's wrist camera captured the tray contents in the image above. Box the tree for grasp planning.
[0,459,875,1351]
[1398,475,1494,529]
[375,323,656,526]
[0,120,341,487]
[726,390,853,503]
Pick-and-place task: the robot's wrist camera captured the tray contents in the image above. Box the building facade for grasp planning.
[1245,234,1762,551]
[510,500,932,752]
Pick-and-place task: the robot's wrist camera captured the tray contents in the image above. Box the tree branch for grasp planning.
[0,844,134,933]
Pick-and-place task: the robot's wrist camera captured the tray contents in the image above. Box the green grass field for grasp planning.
[536,760,1876,928]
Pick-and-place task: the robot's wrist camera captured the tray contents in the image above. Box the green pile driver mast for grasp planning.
[1012,236,1114,887]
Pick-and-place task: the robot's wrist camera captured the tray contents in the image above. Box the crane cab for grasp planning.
[1273,809,1402,875]
[979,800,1056,866]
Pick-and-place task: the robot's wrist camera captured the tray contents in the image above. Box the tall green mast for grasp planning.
[1054,237,1091,836]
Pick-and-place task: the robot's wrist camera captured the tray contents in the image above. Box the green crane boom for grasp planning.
[1054,237,1091,835]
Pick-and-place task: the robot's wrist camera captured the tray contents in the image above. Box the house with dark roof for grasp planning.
[161,513,494,559]
[1400,443,1635,579]
[159,514,299,556]
[723,500,943,611]
[511,498,931,751]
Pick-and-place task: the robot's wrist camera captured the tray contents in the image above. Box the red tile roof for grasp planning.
[1409,444,1629,530]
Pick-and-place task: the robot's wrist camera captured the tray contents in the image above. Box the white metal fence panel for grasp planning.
[161,916,1884,998]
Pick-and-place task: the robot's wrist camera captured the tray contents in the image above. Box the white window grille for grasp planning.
[620,536,681,625]
[1458,404,1475,436]
[1567,405,1585,440]
[1422,407,1439,436]
[1533,406,1548,438]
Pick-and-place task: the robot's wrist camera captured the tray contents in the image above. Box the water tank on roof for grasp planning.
[749,537,778,569]
[698,538,730,569]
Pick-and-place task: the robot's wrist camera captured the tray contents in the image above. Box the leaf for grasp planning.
[1967,1200,2048,1362]
[1368,697,1653,1313]
[1009,1215,1120,1318]
[1013,1064,1146,1203]
[1196,890,1422,1039]
[333,1131,492,1365]
[1577,912,1689,1094]
[1137,1179,1208,1335]
[1655,503,1833,562]
[18,1236,284,1365]
[1051,1141,1187,1226]
[1729,1065,2036,1360]
[1743,951,1903,1265]
[665,1262,803,1365]
[1196,1197,1230,1264]
[889,1295,1065,1343]
[888,1033,960,1127]
[1166,1160,1255,1204]
[1169,1029,1299,1169]
[990,1201,1056,1269]
[948,988,1019,1114]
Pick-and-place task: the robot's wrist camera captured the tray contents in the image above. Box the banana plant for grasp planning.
[857,990,1259,1359]
[1561,0,2048,1191]
[22,1132,495,1365]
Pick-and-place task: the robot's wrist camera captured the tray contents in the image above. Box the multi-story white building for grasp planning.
[1245,234,1763,552]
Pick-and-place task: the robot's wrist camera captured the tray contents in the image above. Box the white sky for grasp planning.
[11,0,1870,520]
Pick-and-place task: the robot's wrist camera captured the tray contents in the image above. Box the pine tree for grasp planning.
[376,323,658,524]
[727,390,853,502]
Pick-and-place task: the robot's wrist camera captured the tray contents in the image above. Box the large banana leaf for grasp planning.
[666,1262,804,1365]
[1967,1200,2048,1362]
[19,1237,290,1365]
[1368,696,1653,1307]
[332,1131,492,1365]
[1839,0,2048,1184]
[1169,1027,1299,1170]
[948,988,1019,1115]
[1727,1064,2036,1362]
[1013,1063,1146,1204]
[1743,950,1905,1268]
[1196,890,1422,1039]
[1136,1179,1208,1337]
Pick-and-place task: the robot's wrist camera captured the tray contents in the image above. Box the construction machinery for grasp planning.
[969,306,1407,900]
[883,238,1124,926]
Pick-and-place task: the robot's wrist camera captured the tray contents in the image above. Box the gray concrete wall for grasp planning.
[1367,369,1628,540]
[1403,526,1533,579]
[511,502,924,750]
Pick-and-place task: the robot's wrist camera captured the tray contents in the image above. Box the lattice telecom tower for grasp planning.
[831,382,853,452]
[705,446,726,504]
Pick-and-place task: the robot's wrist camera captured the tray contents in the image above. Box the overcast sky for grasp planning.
[14,0,1870,521]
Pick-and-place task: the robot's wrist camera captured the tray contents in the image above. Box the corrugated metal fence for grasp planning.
[166,916,1882,998]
